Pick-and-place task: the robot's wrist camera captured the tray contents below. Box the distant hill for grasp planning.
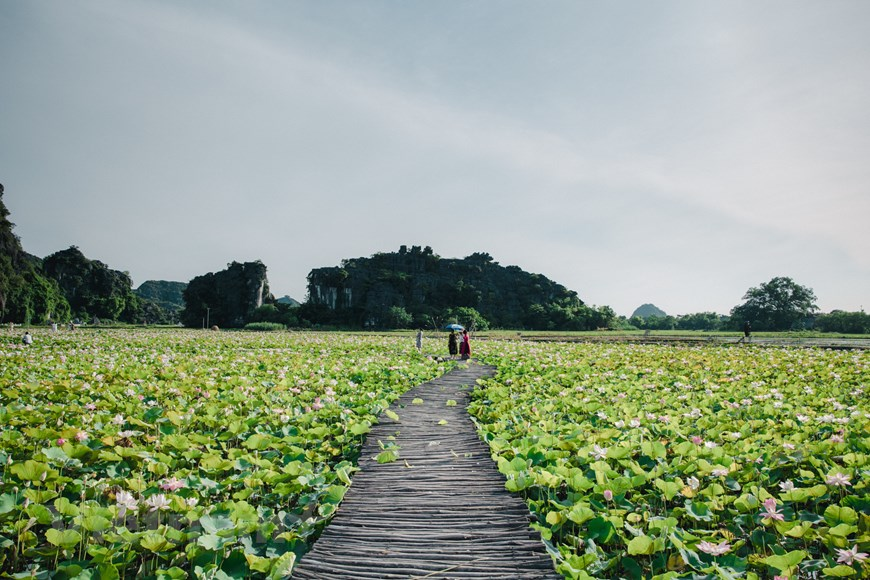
[180,261,272,328]
[276,295,300,307]
[303,245,614,330]
[631,303,667,319]
[135,281,187,314]
[1,185,70,323]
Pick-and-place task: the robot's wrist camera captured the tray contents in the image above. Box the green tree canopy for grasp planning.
[730,276,818,331]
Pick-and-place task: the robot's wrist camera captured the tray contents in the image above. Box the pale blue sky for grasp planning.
[2,1,868,316]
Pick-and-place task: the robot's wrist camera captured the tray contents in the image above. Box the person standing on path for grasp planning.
[415,329,423,351]
[448,330,458,358]
[742,321,752,343]
[459,329,471,360]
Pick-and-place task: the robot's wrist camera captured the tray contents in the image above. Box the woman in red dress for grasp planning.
[459,330,471,360]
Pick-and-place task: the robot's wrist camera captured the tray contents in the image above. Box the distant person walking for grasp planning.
[459,330,471,360]
[415,329,423,351]
[448,330,458,357]
[741,321,751,343]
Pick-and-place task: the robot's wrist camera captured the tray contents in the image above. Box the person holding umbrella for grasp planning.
[448,330,458,357]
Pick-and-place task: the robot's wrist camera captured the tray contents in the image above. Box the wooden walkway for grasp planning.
[292,363,559,579]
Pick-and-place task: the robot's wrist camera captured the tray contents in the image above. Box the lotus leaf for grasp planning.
[45,528,81,550]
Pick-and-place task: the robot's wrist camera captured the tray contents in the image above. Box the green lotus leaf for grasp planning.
[198,533,233,550]
[587,517,616,542]
[268,552,296,580]
[80,515,112,532]
[24,489,58,504]
[163,434,191,450]
[376,449,399,464]
[11,459,57,482]
[45,528,82,550]
[245,553,272,574]
[685,500,713,521]
[826,523,856,538]
[155,567,187,580]
[734,493,759,513]
[761,550,807,573]
[628,535,655,555]
[824,505,858,526]
[641,441,667,460]
[655,479,682,501]
[821,565,858,577]
[243,433,274,450]
[505,471,534,492]
[199,513,235,534]
[141,531,173,553]
[349,421,371,436]
[566,504,595,525]
[0,493,18,515]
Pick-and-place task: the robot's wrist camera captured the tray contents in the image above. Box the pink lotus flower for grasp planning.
[825,472,852,487]
[836,545,868,565]
[691,436,703,445]
[603,489,613,501]
[160,477,186,492]
[145,494,171,512]
[115,490,139,517]
[697,540,731,556]
[56,438,66,446]
[590,445,608,460]
[760,497,785,521]
[75,431,88,442]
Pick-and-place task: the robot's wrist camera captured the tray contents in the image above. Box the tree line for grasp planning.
[2,185,867,333]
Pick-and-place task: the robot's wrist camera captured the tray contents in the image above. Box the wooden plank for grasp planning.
[292,363,560,579]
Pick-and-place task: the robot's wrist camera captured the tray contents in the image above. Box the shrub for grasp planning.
[243,322,286,332]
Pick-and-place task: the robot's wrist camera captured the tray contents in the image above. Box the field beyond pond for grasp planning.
[1,329,868,579]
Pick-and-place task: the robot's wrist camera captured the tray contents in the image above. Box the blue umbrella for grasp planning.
[444,324,464,331]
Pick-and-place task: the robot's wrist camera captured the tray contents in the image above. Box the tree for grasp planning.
[730,277,818,331]
[814,310,870,334]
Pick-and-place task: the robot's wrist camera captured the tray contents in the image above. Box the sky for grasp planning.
[2,1,869,317]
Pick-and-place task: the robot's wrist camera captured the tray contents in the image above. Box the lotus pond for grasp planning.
[2,331,868,579]
[471,341,869,579]
[0,330,443,579]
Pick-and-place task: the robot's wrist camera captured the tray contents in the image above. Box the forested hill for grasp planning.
[303,245,614,330]
[0,185,70,323]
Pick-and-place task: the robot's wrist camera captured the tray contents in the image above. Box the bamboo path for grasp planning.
[292,363,560,579]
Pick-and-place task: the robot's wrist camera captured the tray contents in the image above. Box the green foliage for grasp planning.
[442,306,489,331]
[0,188,71,323]
[384,305,413,329]
[134,280,186,324]
[181,261,273,328]
[814,310,870,334]
[42,247,139,323]
[471,340,870,579]
[730,277,818,331]
[0,330,443,578]
[629,312,728,331]
[243,321,286,331]
[305,246,616,330]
